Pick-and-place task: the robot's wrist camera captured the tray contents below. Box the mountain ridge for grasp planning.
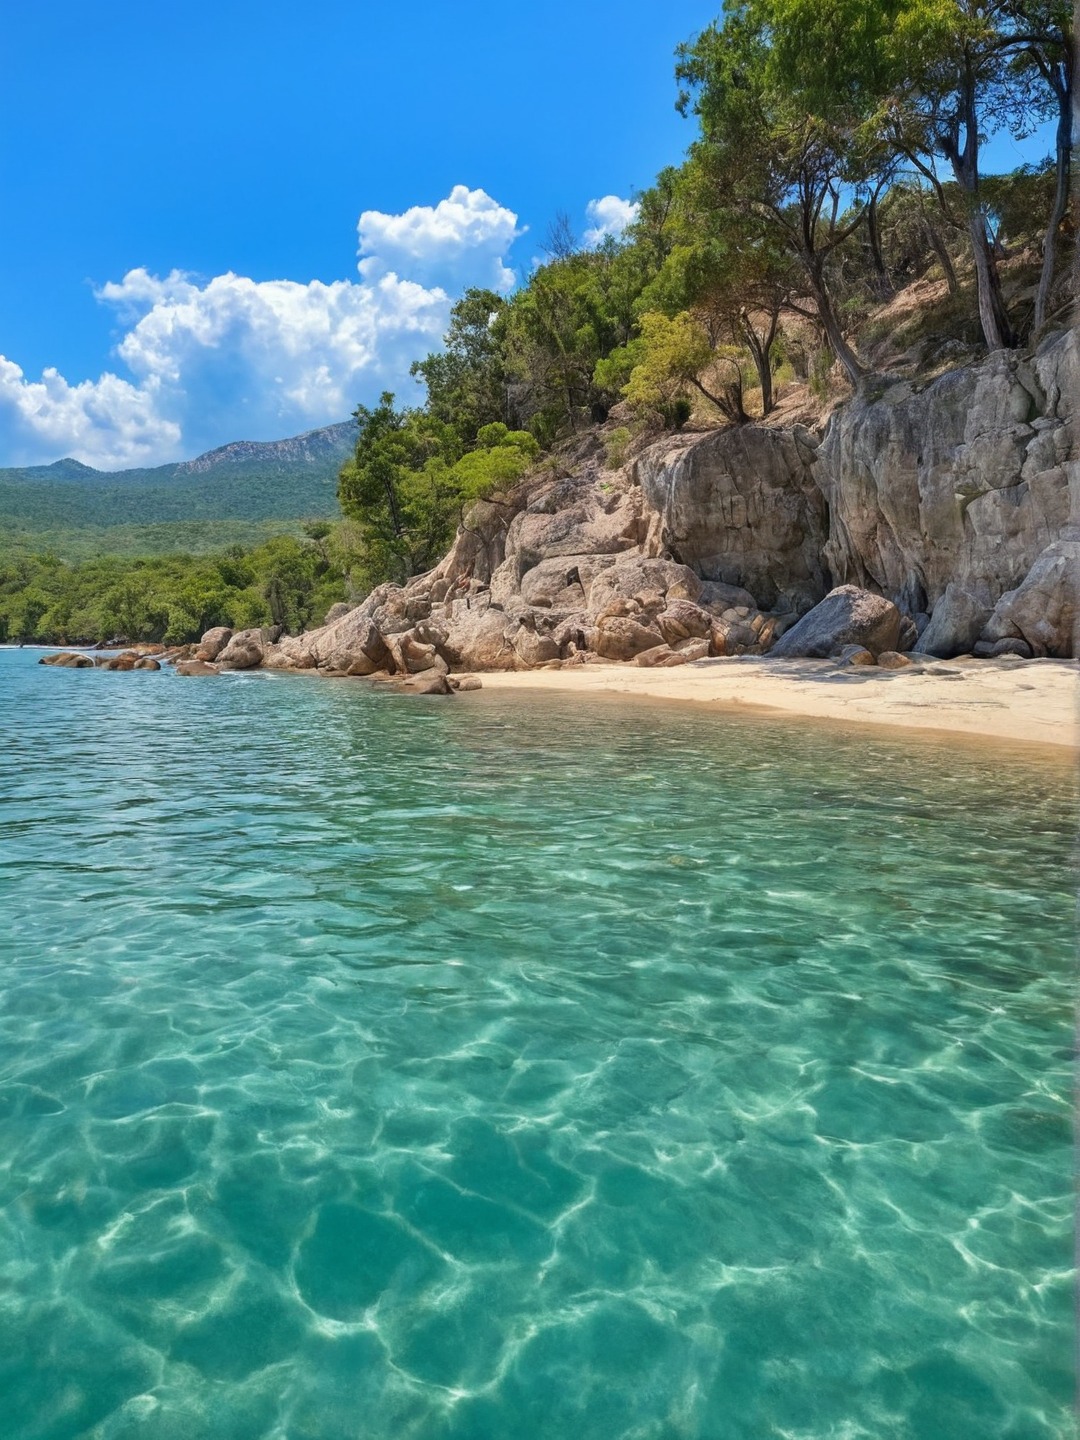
[2,420,356,489]
[0,421,356,538]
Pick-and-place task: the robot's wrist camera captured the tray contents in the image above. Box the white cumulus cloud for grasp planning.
[582,194,639,248]
[358,185,523,293]
[0,186,522,470]
[0,358,179,471]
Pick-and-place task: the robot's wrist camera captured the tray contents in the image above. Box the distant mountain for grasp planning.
[0,421,355,529]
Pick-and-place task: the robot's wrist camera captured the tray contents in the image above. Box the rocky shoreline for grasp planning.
[40,328,1078,704]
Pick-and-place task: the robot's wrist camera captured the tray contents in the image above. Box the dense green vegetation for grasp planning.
[0,520,312,564]
[8,0,1072,644]
[0,530,352,646]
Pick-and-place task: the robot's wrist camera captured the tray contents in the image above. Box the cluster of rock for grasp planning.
[40,648,162,671]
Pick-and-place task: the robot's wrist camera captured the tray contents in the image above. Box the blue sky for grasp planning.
[0,1,1055,469]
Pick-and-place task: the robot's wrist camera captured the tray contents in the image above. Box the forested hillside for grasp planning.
[0,422,352,556]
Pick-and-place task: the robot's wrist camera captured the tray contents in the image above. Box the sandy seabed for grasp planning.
[478,655,1078,754]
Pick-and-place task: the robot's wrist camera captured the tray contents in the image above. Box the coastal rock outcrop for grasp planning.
[216,628,266,670]
[197,627,233,661]
[816,328,1077,656]
[636,424,828,611]
[139,325,1074,686]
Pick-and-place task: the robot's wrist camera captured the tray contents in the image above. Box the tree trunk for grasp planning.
[1034,71,1072,333]
[966,205,1015,349]
[691,368,749,425]
[937,57,1016,351]
[739,312,778,416]
[809,271,864,386]
[924,218,959,294]
[866,192,894,298]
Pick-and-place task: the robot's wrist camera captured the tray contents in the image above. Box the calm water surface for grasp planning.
[0,648,1074,1439]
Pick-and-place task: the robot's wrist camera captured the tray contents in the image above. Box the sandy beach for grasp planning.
[479,655,1079,752]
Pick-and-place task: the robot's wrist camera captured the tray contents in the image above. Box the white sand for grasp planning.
[477,655,1078,752]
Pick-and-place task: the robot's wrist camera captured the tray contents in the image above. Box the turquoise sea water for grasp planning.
[0,648,1074,1439]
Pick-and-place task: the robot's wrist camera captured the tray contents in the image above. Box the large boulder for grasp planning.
[770,585,902,659]
[216,628,265,670]
[197,627,233,661]
[266,636,316,670]
[918,580,995,657]
[656,598,712,646]
[384,630,446,675]
[439,604,522,671]
[586,616,666,661]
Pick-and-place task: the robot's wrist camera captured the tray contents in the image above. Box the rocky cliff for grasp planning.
[183,326,1078,682]
[816,328,1077,657]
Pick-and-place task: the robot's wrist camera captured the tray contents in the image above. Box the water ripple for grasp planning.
[0,651,1073,1438]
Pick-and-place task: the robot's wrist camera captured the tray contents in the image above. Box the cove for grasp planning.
[0,648,1073,1439]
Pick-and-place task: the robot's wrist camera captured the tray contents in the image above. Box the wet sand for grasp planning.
[478,655,1078,752]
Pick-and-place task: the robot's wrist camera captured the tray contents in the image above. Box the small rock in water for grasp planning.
[876,651,913,670]
[176,659,221,676]
[407,672,453,695]
[39,651,93,668]
[133,657,161,670]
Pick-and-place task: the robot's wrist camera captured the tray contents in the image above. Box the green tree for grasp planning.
[410,288,508,441]
[852,0,1070,346]
[676,4,879,386]
[623,312,751,425]
[338,400,539,588]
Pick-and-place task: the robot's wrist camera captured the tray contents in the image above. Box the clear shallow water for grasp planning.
[0,648,1074,1440]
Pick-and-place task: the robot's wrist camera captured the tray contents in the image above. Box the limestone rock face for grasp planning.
[770,586,902,659]
[636,424,828,611]
[817,328,1077,656]
[981,535,1080,657]
[175,329,1075,681]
